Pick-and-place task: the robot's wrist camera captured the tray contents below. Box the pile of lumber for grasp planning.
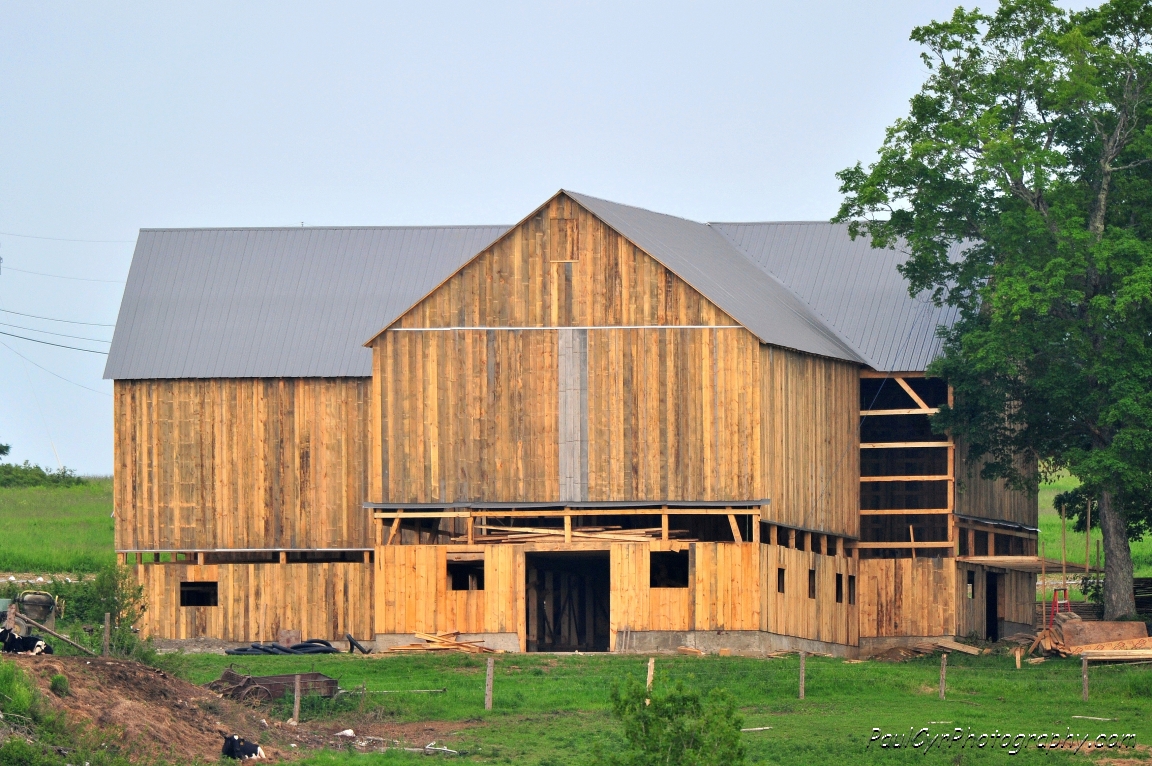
[1029,611,1150,658]
[383,632,503,654]
[906,639,982,656]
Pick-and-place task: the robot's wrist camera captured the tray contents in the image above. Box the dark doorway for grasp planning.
[526,552,610,652]
[985,573,999,642]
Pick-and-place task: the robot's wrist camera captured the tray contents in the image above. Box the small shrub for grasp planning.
[49,673,70,697]
[604,677,746,766]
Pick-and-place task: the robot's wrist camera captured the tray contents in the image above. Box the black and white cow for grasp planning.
[222,734,266,760]
[0,627,52,654]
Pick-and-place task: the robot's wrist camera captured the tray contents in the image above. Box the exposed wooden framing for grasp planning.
[853,541,954,550]
[387,511,403,545]
[860,442,951,449]
[859,370,924,379]
[894,377,932,411]
[861,475,953,482]
[727,511,742,543]
[860,509,951,516]
[467,517,475,545]
[860,408,941,416]
[661,513,669,541]
[564,515,573,543]
[371,508,766,519]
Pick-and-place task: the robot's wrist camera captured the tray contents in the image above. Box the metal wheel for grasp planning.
[239,684,273,705]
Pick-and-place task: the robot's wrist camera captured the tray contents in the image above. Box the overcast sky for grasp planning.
[0,1,1031,474]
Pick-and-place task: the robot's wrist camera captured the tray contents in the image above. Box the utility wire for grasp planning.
[0,321,111,343]
[0,329,109,354]
[0,265,125,284]
[0,230,134,243]
[0,308,116,327]
[0,339,111,397]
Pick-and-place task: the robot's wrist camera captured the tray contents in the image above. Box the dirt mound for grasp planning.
[9,656,472,762]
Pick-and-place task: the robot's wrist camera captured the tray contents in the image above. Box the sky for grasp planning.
[0,1,1019,475]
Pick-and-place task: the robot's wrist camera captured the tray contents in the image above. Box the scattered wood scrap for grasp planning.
[934,639,981,656]
[677,646,705,656]
[383,632,503,654]
[1080,649,1152,662]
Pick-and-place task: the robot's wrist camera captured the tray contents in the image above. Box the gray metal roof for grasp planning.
[711,222,959,371]
[566,192,865,363]
[104,226,508,379]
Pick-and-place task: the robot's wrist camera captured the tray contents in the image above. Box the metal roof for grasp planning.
[566,192,864,363]
[103,226,508,379]
[710,222,959,371]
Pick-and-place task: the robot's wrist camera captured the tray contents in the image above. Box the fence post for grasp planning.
[939,653,947,700]
[102,613,110,657]
[293,674,301,723]
[799,651,806,700]
[1082,657,1088,702]
[484,657,494,711]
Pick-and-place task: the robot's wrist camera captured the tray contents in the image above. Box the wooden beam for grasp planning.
[860,408,941,416]
[728,512,743,543]
[467,516,475,545]
[859,370,925,379]
[279,551,287,564]
[372,508,769,520]
[860,508,951,515]
[909,525,916,560]
[752,507,761,543]
[853,541,954,549]
[895,377,932,411]
[387,510,403,545]
[661,513,669,541]
[862,475,952,482]
[860,442,951,449]
[564,515,572,544]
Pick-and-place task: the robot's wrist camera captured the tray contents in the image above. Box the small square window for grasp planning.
[808,570,817,599]
[180,581,218,607]
[448,561,485,591]
[777,567,786,594]
[848,575,856,605]
[835,573,844,603]
[650,551,689,588]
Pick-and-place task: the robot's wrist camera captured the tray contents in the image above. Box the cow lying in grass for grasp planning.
[222,734,266,760]
[0,627,52,654]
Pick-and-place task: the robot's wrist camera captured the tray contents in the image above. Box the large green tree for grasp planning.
[835,0,1152,618]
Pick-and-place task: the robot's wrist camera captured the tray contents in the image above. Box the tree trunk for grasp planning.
[1098,491,1136,619]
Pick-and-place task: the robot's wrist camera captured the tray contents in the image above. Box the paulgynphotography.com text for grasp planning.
[868,727,1136,755]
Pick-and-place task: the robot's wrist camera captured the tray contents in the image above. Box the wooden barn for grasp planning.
[105,190,1038,655]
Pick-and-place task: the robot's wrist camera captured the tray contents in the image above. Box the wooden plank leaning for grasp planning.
[16,612,98,656]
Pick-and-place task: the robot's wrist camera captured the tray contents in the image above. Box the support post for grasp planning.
[1085,499,1091,577]
[727,511,742,543]
[646,657,655,705]
[467,516,475,545]
[564,514,572,544]
[102,613,110,657]
[196,551,205,566]
[1082,656,1088,701]
[939,653,947,699]
[293,674,301,723]
[799,651,806,699]
[752,508,761,543]
[279,551,287,565]
[485,657,494,711]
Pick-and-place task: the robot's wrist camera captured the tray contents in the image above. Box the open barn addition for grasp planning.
[105,190,1039,654]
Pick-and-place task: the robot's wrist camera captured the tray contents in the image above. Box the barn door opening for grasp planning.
[985,573,1000,642]
[525,552,610,652]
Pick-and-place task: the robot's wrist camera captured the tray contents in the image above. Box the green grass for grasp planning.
[0,478,115,573]
[1037,473,1152,580]
[167,652,1152,765]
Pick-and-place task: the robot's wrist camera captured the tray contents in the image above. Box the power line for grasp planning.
[0,265,125,284]
[0,339,112,397]
[0,329,109,354]
[0,230,133,243]
[0,308,115,327]
[0,321,111,344]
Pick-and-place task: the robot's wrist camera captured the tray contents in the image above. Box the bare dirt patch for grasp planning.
[10,656,472,762]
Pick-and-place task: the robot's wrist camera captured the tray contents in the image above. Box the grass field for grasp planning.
[0,477,115,573]
[165,651,1152,765]
[1037,473,1152,580]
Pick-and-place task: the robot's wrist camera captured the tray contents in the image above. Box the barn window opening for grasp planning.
[180,582,218,607]
[808,569,817,599]
[848,575,856,605]
[777,567,785,594]
[836,573,844,603]
[967,570,975,599]
[525,552,609,652]
[650,551,689,588]
[448,557,485,591]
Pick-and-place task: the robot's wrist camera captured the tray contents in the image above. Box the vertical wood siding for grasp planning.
[858,558,957,638]
[760,545,858,645]
[115,378,371,551]
[954,436,1037,527]
[137,562,373,641]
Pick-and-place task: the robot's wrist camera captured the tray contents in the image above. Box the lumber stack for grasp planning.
[383,632,504,654]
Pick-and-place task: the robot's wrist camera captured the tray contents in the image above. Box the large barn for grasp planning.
[105,190,1038,655]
